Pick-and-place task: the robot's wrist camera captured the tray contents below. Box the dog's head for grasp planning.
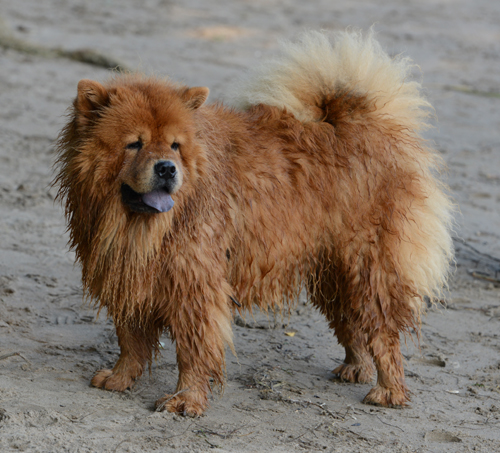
[68,76,209,214]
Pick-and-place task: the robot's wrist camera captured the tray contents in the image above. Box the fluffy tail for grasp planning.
[236,29,454,308]
[235,29,431,127]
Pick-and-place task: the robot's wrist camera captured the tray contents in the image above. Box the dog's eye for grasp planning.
[126,140,142,150]
[171,142,179,151]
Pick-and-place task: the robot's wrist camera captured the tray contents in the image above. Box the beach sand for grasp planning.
[1,1,500,451]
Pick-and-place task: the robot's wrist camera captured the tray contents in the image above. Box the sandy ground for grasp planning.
[1,0,500,452]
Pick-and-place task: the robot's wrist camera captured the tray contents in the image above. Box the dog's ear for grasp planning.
[74,79,109,127]
[181,86,209,110]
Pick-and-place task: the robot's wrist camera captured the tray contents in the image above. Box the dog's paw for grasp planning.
[333,362,375,384]
[362,384,410,408]
[91,369,134,392]
[155,392,207,417]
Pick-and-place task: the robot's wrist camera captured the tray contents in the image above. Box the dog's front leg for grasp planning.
[156,286,233,417]
[155,345,217,417]
[92,321,159,391]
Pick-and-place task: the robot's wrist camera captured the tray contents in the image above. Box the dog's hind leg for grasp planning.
[308,260,375,384]
[332,333,375,385]
[346,255,412,407]
[362,326,409,407]
[311,250,411,407]
[337,295,410,406]
[91,321,160,392]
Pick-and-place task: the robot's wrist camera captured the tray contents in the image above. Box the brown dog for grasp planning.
[54,31,453,416]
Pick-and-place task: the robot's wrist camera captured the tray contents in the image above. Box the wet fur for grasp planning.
[55,30,453,415]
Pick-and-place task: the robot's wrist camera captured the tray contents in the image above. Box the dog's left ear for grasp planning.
[181,86,209,110]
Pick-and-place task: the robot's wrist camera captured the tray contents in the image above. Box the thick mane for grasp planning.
[54,90,218,325]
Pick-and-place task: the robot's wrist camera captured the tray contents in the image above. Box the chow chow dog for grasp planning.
[55,30,453,416]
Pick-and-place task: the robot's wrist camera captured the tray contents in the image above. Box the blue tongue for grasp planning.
[141,190,174,213]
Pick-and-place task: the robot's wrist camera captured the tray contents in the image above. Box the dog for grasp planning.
[54,30,453,416]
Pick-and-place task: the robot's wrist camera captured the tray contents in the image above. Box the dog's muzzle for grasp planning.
[121,160,179,214]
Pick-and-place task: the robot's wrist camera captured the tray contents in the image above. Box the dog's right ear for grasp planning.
[181,86,209,110]
[74,79,109,128]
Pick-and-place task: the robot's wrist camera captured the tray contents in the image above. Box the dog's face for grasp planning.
[72,77,209,214]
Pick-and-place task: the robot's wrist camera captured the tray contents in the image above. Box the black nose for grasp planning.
[154,161,177,180]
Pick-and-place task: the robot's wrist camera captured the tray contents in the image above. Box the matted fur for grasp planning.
[55,30,453,415]
[236,30,453,315]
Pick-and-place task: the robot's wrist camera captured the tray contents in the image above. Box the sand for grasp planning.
[1,0,500,452]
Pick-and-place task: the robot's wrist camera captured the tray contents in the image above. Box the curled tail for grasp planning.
[235,29,431,128]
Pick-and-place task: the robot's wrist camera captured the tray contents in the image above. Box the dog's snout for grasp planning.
[155,161,177,180]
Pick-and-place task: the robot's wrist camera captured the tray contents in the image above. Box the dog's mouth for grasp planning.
[121,184,174,213]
